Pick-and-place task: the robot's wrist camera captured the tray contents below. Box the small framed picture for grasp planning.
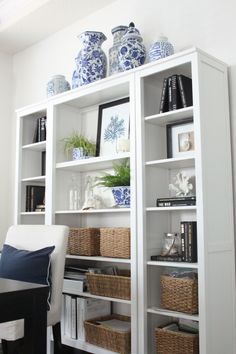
[96,97,130,157]
[166,118,194,158]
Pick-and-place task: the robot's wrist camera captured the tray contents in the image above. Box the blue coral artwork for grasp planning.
[97,98,129,156]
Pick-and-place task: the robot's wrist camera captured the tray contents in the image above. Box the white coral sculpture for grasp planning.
[169,172,193,197]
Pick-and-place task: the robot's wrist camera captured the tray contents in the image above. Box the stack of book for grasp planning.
[156,196,196,207]
[180,221,197,262]
[63,294,111,340]
[25,185,45,212]
[159,74,193,113]
[32,116,47,143]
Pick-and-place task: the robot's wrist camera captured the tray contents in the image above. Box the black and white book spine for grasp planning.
[159,78,168,113]
[39,116,47,141]
[188,221,197,262]
[184,222,189,262]
[25,185,31,212]
[168,76,172,111]
[171,74,178,110]
[180,222,185,261]
[177,75,187,107]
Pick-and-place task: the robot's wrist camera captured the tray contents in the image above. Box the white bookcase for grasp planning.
[15,48,236,354]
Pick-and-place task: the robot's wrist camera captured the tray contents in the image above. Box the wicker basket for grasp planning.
[100,227,130,259]
[67,228,100,256]
[86,270,131,300]
[160,275,198,314]
[85,314,131,354]
[155,326,199,354]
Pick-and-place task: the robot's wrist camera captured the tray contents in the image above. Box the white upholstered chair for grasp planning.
[0,225,69,354]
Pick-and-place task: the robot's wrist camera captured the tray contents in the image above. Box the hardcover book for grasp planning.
[156,196,196,207]
[177,75,193,108]
[159,78,168,113]
[25,185,45,212]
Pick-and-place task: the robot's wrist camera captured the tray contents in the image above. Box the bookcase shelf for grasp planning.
[56,153,130,172]
[144,106,193,126]
[15,48,235,354]
[66,255,131,263]
[146,156,195,169]
[147,307,199,322]
[62,290,131,304]
[22,141,46,151]
[147,261,198,268]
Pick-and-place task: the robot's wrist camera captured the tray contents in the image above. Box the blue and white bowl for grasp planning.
[112,186,130,207]
[75,31,107,86]
[149,36,174,62]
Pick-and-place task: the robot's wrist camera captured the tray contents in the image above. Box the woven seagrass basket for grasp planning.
[67,228,100,256]
[100,227,130,259]
[155,326,199,354]
[160,275,198,314]
[85,314,131,354]
[86,269,131,300]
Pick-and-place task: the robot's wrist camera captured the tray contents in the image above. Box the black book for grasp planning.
[27,185,45,212]
[41,151,46,176]
[38,116,47,142]
[177,75,193,108]
[151,254,182,262]
[32,119,39,143]
[25,185,31,212]
[156,196,196,207]
[159,78,168,113]
[171,74,182,110]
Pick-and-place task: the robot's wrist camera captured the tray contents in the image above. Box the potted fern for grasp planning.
[97,160,130,207]
[63,132,96,160]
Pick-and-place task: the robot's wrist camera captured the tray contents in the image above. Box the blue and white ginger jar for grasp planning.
[149,36,174,61]
[109,25,128,75]
[75,31,107,86]
[118,22,146,71]
[46,75,70,97]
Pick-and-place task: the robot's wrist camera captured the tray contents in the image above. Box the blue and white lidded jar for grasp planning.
[148,36,174,62]
[75,31,107,86]
[118,22,146,71]
[46,75,70,97]
[109,25,128,75]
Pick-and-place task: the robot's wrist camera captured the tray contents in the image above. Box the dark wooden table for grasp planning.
[0,278,48,354]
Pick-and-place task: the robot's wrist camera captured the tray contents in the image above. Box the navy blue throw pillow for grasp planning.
[0,244,55,309]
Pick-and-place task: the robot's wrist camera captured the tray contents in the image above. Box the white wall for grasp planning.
[10,0,236,227]
[0,52,12,243]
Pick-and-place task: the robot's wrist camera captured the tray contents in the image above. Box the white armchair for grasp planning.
[0,225,69,354]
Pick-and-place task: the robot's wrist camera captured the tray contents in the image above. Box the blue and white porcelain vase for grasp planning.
[118,22,146,71]
[112,186,130,207]
[75,31,107,86]
[46,75,70,97]
[109,25,128,75]
[148,36,174,62]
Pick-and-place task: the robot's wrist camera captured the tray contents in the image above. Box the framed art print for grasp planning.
[96,97,130,157]
[166,118,194,158]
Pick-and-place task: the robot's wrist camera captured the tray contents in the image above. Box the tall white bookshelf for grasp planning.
[15,48,236,354]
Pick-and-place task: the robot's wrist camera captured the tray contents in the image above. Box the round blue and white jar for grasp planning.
[111,186,130,207]
[46,75,70,97]
[75,31,107,86]
[118,22,146,71]
[149,36,174,61]
[109,25,128,75]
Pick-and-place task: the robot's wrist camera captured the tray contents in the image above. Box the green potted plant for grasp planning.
[63,132,96,160]
[97,160,130,207]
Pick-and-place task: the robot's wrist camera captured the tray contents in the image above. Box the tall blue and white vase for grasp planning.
[118,22,146,71]
[148,36,174,61]
[109,25,128,75]
[75,31,107,86]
